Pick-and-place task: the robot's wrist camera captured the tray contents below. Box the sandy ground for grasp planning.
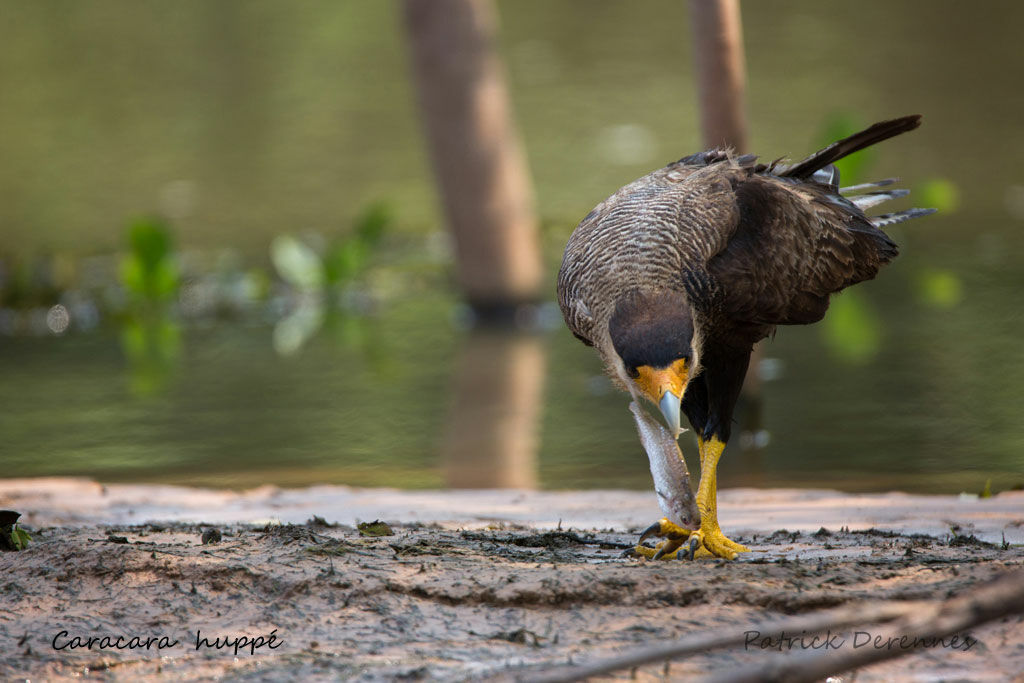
[2,478,1023,681]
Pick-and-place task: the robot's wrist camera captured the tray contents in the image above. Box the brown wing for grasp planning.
[707,173,898,326]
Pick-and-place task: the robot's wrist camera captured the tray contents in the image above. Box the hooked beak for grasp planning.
[658,390,682,437]
[633,359,689,437]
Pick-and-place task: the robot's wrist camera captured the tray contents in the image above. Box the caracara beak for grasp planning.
[658,390,682,437]
[634,359,689,437]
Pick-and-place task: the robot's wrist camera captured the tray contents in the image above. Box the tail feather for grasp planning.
[870,207,938,229]
[782,115,922,180]
[850,188,910,210]
[840,178,898,194]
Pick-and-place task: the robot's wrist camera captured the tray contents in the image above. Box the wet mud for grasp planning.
[2,520,1022,681]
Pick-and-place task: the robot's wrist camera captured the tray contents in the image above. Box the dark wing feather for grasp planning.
[708,173,897,325]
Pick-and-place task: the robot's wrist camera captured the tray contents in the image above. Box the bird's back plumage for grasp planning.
[557,115,934,359]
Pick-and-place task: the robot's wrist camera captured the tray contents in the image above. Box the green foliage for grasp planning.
[115,218,182,395]
[820,290,882,364]
[270,202,392,357]
[323,201,391,287]
[120,217,179,302]
[272,201,391,293]
[10,525,32,550]
[270,235,325,292]
[120,316,182,396]
[0,512,31,551]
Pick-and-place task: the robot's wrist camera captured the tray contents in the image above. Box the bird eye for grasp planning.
[626,366,640,379]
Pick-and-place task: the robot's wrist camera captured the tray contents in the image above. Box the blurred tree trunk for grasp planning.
[690,0,761,405]
[402,0,543,312]
[403,0,546,489]
[689,0,748,152]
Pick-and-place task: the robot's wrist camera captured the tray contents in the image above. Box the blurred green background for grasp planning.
[1,1,1022,493]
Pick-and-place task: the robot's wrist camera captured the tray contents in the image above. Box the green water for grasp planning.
[1,1,1023,493]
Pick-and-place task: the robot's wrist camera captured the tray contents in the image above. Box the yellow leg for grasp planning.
[691,437,749,559]
[630,437,748,561]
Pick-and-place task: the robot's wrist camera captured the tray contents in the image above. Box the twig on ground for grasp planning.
[521,601,918,683]
[705,569,1024,683]
[520,570,1024,683]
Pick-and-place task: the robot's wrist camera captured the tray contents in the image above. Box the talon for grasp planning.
[632,518,698,561]
[639,521,663,544]
[652,538,684,560]
[686,535,701,561]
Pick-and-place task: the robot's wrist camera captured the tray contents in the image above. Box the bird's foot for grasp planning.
[632,517,711,560]
[631,517,750,561]
[688,521,750,560]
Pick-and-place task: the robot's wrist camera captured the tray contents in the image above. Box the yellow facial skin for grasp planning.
[633,358,689,404]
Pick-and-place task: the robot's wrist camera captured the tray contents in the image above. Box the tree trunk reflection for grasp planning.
[442,327,545,488]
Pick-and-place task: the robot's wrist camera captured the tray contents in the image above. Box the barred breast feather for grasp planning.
[557,161,740,355]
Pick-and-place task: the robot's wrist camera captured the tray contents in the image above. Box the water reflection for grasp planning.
[442,325,546,488]
[118,218,182,396]
[120,314,182,397]
[269,203,391,356]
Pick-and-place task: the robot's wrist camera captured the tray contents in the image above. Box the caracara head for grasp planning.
[608,289,697,437]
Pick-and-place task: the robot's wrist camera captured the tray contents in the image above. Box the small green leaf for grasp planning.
[323,240,367,285]
[271,235,325,292]
[11,526,31,550]
[120,218,179,300]
[129,217,173,270]
[319,201,391,286]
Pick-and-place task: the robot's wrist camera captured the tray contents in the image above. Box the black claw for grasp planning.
[639,521,662,544]
[686,536,701,561]
[652,545,667,561]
